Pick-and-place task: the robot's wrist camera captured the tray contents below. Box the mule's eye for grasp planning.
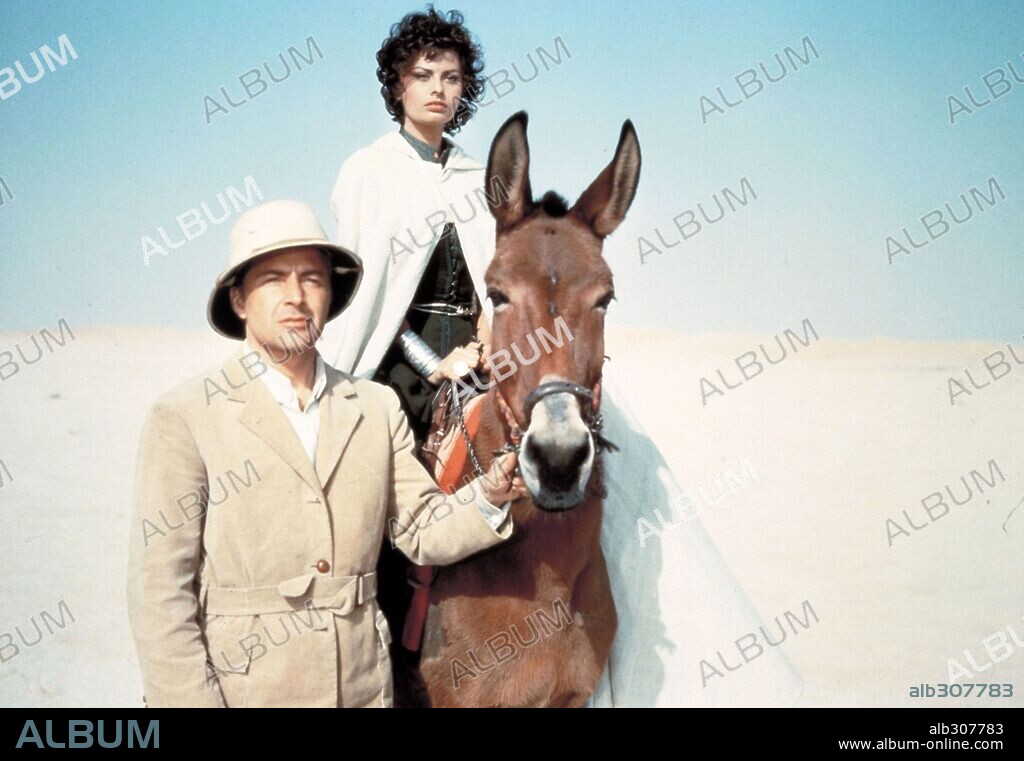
[488,288,510,309]
[595,291,615,312]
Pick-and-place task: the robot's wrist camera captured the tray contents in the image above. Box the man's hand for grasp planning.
[479,451,529,504]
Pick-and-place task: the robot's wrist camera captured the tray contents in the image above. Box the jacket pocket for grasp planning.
[203,614,256,675]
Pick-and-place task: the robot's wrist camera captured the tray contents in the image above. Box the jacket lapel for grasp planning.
[224,349,325,497]
[314,365,363,488]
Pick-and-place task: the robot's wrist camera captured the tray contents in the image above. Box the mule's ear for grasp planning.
[486,111,533,231]
[571,120,641,238]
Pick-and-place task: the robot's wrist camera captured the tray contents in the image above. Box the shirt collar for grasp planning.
[399,126,451,166]
[382,131,482,172]
[244,340,326,408]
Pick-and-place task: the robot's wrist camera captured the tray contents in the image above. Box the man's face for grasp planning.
[398,48,464,129]
[229,246,331,359]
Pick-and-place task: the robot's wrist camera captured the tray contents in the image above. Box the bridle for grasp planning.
[516,379,619,452]
[452,359,619,481]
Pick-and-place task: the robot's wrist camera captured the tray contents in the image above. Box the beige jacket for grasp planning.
[126,348,513,707]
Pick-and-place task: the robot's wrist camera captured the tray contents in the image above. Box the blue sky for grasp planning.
[0,0,1021,341]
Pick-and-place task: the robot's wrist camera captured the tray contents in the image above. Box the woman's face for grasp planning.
[397,48,464,131]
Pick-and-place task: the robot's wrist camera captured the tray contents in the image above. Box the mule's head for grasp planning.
[484,111,640,511]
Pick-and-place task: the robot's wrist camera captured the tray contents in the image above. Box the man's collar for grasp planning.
[243,339,326,407]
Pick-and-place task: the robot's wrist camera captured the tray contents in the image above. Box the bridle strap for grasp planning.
[522,380,612,448]
[523,381,596,420]
[452,357,619,480]
[495,389,523,446]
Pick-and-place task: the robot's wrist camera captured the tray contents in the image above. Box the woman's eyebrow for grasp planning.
[411,65,461,75]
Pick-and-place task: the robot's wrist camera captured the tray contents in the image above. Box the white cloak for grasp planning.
[317,130,803,707]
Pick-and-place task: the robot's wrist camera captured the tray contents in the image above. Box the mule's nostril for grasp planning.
[529,437,588,470]
[527,437,591,491]
[526,436,544,464]
[566,440,590,471]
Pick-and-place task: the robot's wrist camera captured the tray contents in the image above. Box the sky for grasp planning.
[0,0,1021,341]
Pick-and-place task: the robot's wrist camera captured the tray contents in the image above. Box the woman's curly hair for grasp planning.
[376,5,485,135]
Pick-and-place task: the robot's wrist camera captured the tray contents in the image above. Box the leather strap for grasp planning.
[401,399,485,652]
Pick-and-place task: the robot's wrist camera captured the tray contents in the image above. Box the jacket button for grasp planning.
[316,559,331,574]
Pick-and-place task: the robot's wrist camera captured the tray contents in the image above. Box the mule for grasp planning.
[396,111,641,707]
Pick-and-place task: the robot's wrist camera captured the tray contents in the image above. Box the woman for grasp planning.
[319,6,802,707]
[324,7,494,426]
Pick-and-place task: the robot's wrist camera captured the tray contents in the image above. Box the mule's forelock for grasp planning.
[538,191,569,217]
[487,112,641,239]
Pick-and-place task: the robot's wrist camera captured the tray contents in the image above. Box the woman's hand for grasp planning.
[479,451,529,505]
[426,341,483,384]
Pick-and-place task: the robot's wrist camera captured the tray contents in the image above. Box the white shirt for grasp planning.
[247,340,327,463]
[247,342,511,530]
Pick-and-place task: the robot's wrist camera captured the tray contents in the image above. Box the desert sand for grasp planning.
[0,325,1022,707]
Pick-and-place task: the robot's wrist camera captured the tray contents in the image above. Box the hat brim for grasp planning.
[207,242,363,340]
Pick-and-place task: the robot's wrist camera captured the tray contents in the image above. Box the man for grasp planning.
[126,199,524,708]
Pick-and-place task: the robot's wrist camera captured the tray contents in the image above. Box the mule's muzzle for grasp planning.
[526,434,590,480]
[518,381,597,511]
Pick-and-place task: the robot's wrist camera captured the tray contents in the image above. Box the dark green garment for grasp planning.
[399,126,452,163]
[374,127,478,449]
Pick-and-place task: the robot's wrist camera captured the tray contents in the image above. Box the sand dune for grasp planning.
[0,325,1021,706]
